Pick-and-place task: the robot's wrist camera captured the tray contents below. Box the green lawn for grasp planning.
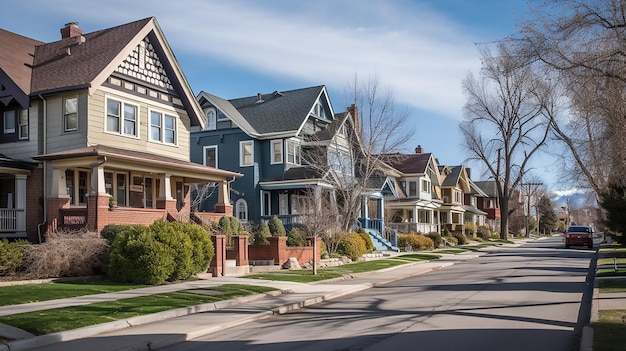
[0,284,276,336]
[597,268,626,277]
[434,249,470,254]
[593,310,626,351]
[246,254,440,283]
[598,257,626,266]
[0,279,145,306]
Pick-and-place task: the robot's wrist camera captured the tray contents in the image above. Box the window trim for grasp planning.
[285,139,301,165]
[105,96,139,138]
[270,139,283,165]
[3,110,16,134]
[149,108,178,145]
[206,109,216,130]
[203,145,218,168]
[18,109,28,140]
[64,96,78,132]
[239,140,254,167]
[235,198,248,223]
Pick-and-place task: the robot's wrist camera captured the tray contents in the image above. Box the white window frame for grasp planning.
[18,109,28,140]
[235,198,248,223]
[149,109,177,145]
[454,189,462,203]
[286,139,301,165]
[421,179,431,194]
[3,110,15,134]
[203,145,218,168]
[239,140,254,167]
[278,193,289,215]
[271,139,283,164]
[206,109,216,130]
[409,181,417,197]
[105,97,139,138]
[64,97,78,132]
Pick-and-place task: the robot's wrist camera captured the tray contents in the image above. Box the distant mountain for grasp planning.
[550,189,598,210]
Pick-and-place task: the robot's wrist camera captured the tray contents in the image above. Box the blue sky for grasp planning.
[3,0,567,190]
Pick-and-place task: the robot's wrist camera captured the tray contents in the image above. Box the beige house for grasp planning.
[0,18,239,242]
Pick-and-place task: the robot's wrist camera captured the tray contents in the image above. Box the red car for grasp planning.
[565,226,594,249]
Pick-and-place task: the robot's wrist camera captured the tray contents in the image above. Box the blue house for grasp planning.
[190,86,397,250]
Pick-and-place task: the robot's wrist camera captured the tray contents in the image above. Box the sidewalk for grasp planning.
[0,251,482,351]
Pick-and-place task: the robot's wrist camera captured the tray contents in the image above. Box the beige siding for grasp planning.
[45,92,89,154]
[87,88,191,161]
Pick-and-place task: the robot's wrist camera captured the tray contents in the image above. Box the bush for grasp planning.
[464,222,476,237]
[477,225,491,240]
[100,224,136,244]
[442,227,452,237]
[150,220,195,281]
[268,216,287,237]
[425,232,444,248]
[444,236,459,246]
[397,233,434,251]
[23,230,108,279]
[0,239,28,276]
[253,223,271,245]
[356,229,375,252]
[175,222,214,274]
[337,233,367,261]
[287,228,307,247]
[453,231,468,245]
[108,225,176,285]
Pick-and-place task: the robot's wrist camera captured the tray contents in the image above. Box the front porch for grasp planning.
[0,156,39,240]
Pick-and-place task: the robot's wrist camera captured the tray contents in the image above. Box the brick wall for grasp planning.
[249,236,321,266]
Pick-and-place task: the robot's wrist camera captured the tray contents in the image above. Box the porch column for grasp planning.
[215,180,233,214]
[412,206,418,223]
[88,165,109,233]
[14,174,27,232]
[378,197,384,234]
[159,173,173,200]
[50,167,68,197]
[90,165,107,196]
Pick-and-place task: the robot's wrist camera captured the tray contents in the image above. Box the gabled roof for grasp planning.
[475,181,498,197]
[22,17,205,127]
[198,86,335,139]
[0,29,42,107]
[387,153,432,174]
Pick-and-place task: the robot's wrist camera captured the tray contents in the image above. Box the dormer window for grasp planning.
[206,108,216,130]
[311,101,326,119]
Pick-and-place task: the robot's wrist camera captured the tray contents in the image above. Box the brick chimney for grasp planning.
[415,145,424,154]
[61,22,82,39]
[347,104,359,133]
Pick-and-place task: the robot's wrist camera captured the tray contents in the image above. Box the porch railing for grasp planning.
[357,218,383,233]
[386,222,440,234]
[0,208,22,232]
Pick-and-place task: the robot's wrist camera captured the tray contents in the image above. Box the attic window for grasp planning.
[312,101,326,119]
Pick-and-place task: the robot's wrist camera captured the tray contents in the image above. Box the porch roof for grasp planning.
[258,178,334,190]
[463,204,487,215]
[385,199,441,209]
[32,145,241,182]
[0,154,38,172]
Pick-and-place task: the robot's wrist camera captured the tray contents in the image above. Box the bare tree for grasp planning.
[461,43,553,240]
[520,0,626,193]
[189,183,217,212]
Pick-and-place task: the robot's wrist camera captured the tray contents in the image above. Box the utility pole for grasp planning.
[520,182,543,238]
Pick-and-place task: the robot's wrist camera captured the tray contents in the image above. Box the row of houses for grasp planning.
[0,18,502,249]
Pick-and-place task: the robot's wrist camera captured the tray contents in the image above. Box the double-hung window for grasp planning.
[106,98,138,137]
[240,140,253,167]
[3,110,15,134]
[18,110,28,139]
[64,97,78,132]
[286,139,300,165]
[204,145,218,168]
[271,140,283,164]
[150,110,177,144]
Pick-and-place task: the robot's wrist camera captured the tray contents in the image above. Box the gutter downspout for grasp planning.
[36,95,47,244]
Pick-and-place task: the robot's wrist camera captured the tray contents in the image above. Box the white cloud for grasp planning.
[26,0,481,121]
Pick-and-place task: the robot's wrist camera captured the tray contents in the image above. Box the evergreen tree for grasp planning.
[601,183,626,244]
[536,195,557,234]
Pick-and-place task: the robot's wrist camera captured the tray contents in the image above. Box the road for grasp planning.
[162,237,596,351]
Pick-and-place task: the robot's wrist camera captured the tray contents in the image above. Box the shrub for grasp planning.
[176,222,214,274]
[356,228,375,252]
[477,225,491,240]
[253,223,271,245]
[444,236,459,246]
[23,230,108,278]
[100,224,136,244]
[337,233,367,261]
[442,227,452,237]
[464,222,476,237]
[453,231,468,245]
[268,216,286,237]
[287,228,307,247]
[150,220,195,281]
[0,239,28,276]
[425,232,444,249]
[108,225,175,285]
[397,233,434,251]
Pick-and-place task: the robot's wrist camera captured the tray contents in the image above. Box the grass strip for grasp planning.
[0,280,145,306]
[593,310,626,351]
[435,249,470,254]
[598,257,626,266]
[599,280,626,293]
[0,284,276,336]
[597,268,626,277]
[246,254,440,283]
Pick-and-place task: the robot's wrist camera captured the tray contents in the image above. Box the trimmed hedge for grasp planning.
[287,228,307,247]
[268,216,287,237]
[398,233,434,251]
[337,233,367,261]
[356,228,375,252]
[107,220,214,285]
[253,223,271,245]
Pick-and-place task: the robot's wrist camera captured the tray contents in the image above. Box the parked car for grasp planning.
[564,226,594,249]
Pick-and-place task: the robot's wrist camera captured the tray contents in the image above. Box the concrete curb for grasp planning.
[0,291,282,351]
